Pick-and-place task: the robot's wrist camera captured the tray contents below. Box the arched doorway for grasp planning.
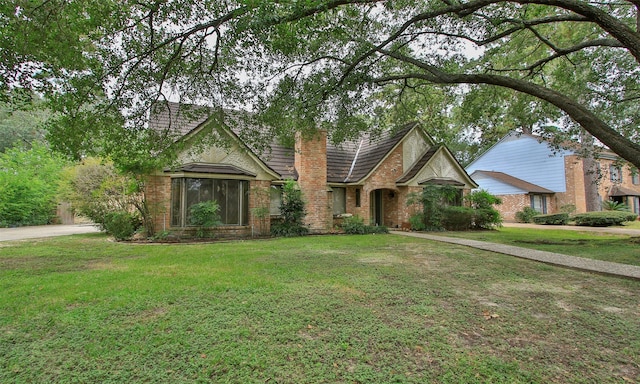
[370,188,398,227]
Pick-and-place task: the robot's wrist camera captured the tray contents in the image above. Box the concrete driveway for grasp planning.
[0,224,100,242]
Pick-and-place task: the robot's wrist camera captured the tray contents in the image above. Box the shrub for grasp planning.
[270,221,309,237]
[532,213,569,225]
[573,211,638,227]
[441,206,473,231]
[102,211,141,240]
[189,200,221,238]
[602,200,630,211]
[271,180,308,237]
[0,143,68,226]
[409,213,427,231]
[473,208,503,229]
[341,215,389,234]
[515,207,538,223]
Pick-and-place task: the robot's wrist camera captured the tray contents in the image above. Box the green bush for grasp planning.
[602,200,630,211]
[473,208,503,229]
[0,143,68,226]
[102,211,141,240]
[271,180,308,237]
[409,213,427,231]
[189,200,221,238]
[441,206,474,231]
[573,211,638,227]
[532,213,569,225]
[515,207,538,223]
[270,220,309,237]
[341,215,389,234]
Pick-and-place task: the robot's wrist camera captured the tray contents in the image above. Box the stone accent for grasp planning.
[295,130,331,232]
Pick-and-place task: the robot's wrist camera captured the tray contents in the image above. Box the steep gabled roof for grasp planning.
[471,170,554,194]
[149,102,427,183]
[340,122,419,183]
[396,146,440,184]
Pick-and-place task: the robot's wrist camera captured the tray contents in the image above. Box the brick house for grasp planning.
[465,132,640,221]
[145,103,477,237]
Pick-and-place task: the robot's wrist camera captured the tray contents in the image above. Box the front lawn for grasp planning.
[1,234,639,383]
[438,227,640,266]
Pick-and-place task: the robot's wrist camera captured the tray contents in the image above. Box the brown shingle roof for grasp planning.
[471,170,554,193]
[396,146,440,184]
[149,102,420,183]
[609,185,640,197]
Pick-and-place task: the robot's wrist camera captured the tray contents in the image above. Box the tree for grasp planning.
[0,93,47,152]
[2,1,640,169]
[0,143,68,226]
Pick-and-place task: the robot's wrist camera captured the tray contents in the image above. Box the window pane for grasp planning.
[170,178,183,227]
[226,180,240,225]
[186,178,213,225]
[333,188,346,215]
[241,181,249,225]
[270,186,282,215]
[531,195,546,213]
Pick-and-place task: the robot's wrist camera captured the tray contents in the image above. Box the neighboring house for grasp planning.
[144,102,477,237]
[465,132,640,221]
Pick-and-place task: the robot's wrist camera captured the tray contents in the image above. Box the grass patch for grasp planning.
[440,227,640,266]
[1,233,639,383]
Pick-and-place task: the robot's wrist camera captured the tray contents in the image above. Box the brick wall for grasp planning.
[249,180,272,236]
[496,194,530,221]
[562,155,587,213]
[295,130,331,232]
[145,174,172,233]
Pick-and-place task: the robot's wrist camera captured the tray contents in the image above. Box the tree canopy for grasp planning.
[2,0,639,168]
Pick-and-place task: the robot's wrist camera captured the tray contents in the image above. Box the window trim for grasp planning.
[609,165,623,183]
[170,177,250,227]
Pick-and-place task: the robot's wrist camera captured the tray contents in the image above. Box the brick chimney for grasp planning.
[295,130,331,232]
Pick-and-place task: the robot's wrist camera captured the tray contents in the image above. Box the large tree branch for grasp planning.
[518,0,640,62]
[375,48,640,168]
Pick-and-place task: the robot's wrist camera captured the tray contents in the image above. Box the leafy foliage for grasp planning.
[408,187,502,231]
[0,143,68,226]
[2,0,640,169]
[188,200,222,238]
[573,211,638,227]
[515,207,539,223]
[102,211,142,240]
[532,213,569,225]
[59,158,154,235]
[602,200,630,211]
[341,215,389,234]
[271,179,308,237]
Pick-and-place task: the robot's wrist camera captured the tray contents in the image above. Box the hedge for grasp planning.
[532,213,569,225]
[573,211,638,227]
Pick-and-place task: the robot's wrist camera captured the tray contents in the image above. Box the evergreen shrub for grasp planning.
[532,213,569,225]
[573,211,637,227]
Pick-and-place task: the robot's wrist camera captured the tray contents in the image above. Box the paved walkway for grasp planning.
[0,224,100,242]
[391,230,640,280]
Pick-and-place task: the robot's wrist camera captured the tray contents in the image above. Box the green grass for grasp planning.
[1,233,639,383]
[438,227,640,266]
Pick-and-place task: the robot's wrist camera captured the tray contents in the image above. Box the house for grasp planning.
[144,102,477,237]
[465,132,640,221]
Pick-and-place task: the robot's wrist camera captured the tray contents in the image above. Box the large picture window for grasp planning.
[171,178,249,227]
[530,194,547,214]
[332,187,346,215]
